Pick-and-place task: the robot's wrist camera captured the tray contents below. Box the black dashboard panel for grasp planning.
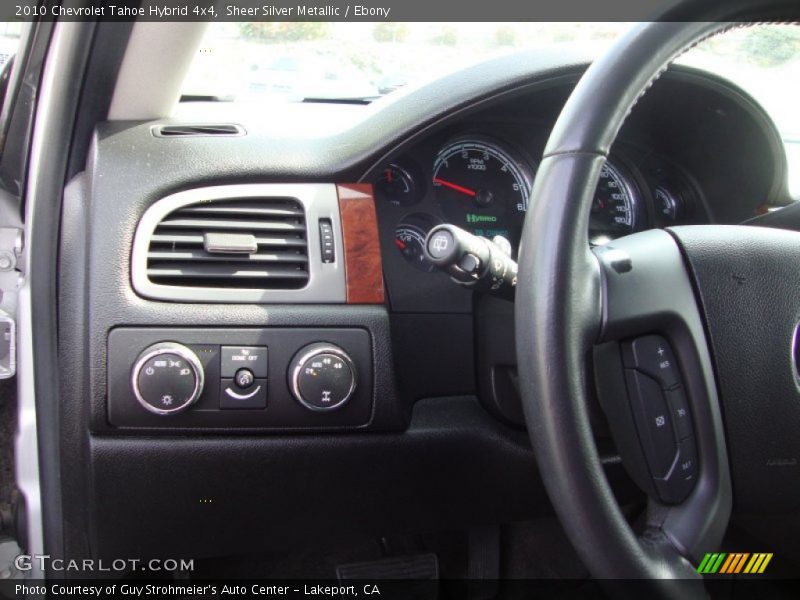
[367,68,786,316]
[56,53,787,562]
[107,328,374,430]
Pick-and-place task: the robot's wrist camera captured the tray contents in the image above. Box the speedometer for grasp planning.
[432,137,533,248]
[589,161,640,243]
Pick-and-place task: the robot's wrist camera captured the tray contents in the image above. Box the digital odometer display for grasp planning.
[432,138,532,249]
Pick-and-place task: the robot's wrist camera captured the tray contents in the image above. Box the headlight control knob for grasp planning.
[289,343,356,411]
[131,342,205,415]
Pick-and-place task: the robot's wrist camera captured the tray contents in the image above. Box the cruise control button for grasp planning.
[221,346,268,378]
[665,386,693,441]
[625,370,678,478]
[654,437,698,504]
[623,335,680,390]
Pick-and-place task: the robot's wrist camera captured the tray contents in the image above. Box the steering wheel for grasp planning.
[516,2,800,594]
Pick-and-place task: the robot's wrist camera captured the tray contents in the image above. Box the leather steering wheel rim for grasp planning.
[515,2,800,592]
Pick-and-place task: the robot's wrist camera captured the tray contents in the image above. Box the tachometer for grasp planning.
[432,137,533,248]
[589,161,640,244]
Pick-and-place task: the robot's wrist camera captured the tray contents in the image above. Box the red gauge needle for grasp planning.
[394,238,407,250]
[433,177,476,197]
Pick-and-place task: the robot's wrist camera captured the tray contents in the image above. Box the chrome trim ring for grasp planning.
[290,344,357,412]
[131,342,205,416]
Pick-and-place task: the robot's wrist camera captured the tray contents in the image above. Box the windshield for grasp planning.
[677,25,800,141]
[181,22,799,132]
[181,22,630,102]
[181,22,800,196]
[676,25,800,198]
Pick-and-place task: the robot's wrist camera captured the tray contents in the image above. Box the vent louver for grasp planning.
[153,124,244,137]
[146,198,309,290]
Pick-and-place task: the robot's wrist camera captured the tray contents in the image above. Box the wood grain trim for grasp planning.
[336,183,385,304]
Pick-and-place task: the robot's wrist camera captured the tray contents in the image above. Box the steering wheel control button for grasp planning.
[221,346,268,378]
[289,344,357,411]
[622,335,680,390]
[220,378,267,409]
[664,386,693,441]
[132,342,205,416]
[235,368,255,389]
[654,437,698,504]
[624,370,678,478]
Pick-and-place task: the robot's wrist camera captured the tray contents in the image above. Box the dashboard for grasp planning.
[374,126,699,263]
[368,69,786,316]
[52,53,788,565]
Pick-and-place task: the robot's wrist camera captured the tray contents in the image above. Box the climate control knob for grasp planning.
[131,342,205,415]
[289,343,356,411]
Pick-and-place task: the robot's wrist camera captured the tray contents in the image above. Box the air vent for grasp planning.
[146,198,309,290]
[132,184,346,303]
[152,124,245,137]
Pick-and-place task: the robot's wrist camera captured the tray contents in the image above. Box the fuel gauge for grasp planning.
[654,185,683,222]
[395,223,436,272]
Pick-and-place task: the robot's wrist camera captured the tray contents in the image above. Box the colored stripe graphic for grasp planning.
[698,553,726,574]
[719,554,736,574]
[719,553,749,574]
[744,554,760,574]
[711,553,726,573]
[699,552,773,574]
[733,553,750,573]
[697,554,713,573]
[743,553,773,574]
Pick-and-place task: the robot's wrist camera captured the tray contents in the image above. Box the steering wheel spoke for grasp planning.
[516,151,729,585]
[592,229,731,564]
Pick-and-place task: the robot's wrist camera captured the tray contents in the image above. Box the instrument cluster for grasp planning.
[373,127,703,274]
